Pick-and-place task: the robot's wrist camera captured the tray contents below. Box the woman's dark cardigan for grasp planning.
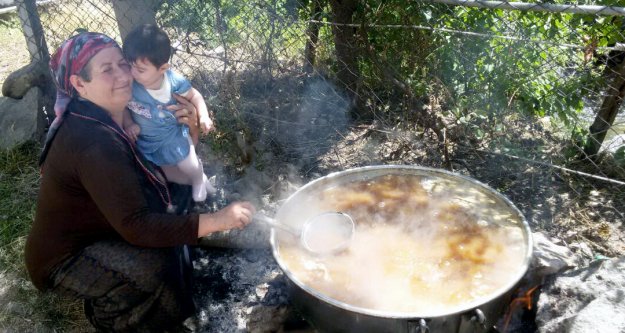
[25,98,199,290]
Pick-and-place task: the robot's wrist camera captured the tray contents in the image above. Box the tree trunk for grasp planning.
[112,0,160,41]
[583,58,625,158]
[303,0,323,74]
[328,0,364,119]
[16,0,49,63]
[263,0,278,76]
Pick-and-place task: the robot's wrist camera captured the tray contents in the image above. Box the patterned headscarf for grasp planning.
[48,32,120,128]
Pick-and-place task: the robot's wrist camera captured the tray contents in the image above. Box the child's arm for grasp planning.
[185,88,214,135]
[122,108,140,143]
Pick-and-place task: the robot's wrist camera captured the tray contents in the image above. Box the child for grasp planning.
[122,24,216,205]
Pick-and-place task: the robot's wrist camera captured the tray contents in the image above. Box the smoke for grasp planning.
[272,77,350,166]
[231,77,353,205]
[218,77,351,217]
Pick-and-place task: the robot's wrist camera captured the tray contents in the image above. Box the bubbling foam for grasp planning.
[277,174,527,314]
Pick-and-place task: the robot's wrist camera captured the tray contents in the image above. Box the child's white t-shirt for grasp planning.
[146,71,173,104]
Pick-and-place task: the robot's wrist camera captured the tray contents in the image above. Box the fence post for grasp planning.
[303,0,323,74]
[15,0,49,63]
[328,0,364,119]
[14,0,53,142]
[583,58,625,158]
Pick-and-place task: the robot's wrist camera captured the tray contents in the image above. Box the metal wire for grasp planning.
[428,0,625,16]
[11,0,625,254]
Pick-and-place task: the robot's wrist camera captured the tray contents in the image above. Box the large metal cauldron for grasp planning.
[270,165,533,333]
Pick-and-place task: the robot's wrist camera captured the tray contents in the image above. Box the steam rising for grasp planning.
[273,78,349,168]
[276,173,528,315]
[231,78,350,206]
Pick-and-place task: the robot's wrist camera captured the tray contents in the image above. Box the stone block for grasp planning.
[0,87,41,150]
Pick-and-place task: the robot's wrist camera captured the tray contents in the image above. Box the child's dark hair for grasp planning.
[123,24,171,67]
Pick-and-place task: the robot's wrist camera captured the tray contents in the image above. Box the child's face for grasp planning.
[130,58,169,89]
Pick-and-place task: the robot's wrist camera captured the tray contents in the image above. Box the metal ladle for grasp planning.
[255,212,355,255]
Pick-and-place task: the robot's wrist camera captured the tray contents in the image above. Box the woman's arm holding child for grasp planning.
[170,93,200,144]
[122,108,140,143]
[185,88,214,135]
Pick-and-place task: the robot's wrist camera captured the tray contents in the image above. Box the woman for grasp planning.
[24,32,255,332]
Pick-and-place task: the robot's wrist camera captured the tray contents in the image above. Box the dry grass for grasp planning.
[0,142,93,332]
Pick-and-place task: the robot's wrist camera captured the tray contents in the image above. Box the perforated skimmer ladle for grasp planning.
[255,212,355,255]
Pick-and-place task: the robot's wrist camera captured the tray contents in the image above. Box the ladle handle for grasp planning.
[254,214,299,236]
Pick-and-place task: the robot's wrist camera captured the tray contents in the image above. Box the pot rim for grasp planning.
[270,164,533,319]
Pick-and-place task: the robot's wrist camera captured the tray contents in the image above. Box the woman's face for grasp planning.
[71,47,133,113]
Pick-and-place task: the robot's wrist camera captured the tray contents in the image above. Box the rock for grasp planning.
[536,257,625,333]
[0,87,41,150]
[568,241,593,264]
[569,292,625,333]
[530,232,582,278]
[245,305,289,333]
[2,61,50,99]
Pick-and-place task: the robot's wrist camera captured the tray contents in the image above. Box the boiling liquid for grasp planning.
[277,174,527,314]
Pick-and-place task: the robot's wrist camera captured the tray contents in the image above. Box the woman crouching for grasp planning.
[25,32,255,332]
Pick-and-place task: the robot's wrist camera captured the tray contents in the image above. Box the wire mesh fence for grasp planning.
[12,0,625,255]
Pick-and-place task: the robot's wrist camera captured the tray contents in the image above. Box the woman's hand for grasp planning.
[168,93,200,144]
[168,93,198,128]
[197,201,256,237]
[124,123,141,143]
